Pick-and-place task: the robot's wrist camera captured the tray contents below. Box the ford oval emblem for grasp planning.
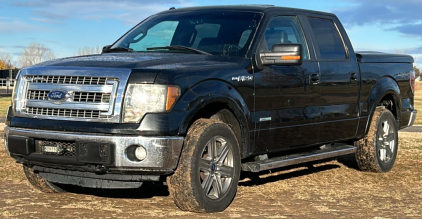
[47,90,68,104]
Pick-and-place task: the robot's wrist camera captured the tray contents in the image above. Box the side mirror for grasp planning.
[260,44,303,66]
[102,45,112,54]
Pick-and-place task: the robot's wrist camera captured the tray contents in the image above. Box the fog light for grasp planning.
[135,146,147,161]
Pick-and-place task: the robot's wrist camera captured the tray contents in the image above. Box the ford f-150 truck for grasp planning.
[4,5,416,213]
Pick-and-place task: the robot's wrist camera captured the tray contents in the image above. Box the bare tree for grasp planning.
[0,52,13,69]
[78,46,101,56]
[0,60,6,70]
[18,42,56,68]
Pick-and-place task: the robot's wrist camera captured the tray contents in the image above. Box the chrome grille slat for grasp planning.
[28,107,101,119]
[29,75,108,85]
[26,100,110,111]
[29,84,114,93]
[27,90,110,103]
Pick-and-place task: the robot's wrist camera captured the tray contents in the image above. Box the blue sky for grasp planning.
[1,0,421,68]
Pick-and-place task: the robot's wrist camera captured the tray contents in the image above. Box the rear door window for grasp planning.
[307,18,347,60]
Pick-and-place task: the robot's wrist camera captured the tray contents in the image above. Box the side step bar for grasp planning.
[241,145,356,172]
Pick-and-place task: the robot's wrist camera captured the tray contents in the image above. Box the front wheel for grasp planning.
[167,119,241,213]
[355,108,398,172]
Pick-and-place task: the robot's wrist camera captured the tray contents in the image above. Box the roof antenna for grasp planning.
[169,7,175,10]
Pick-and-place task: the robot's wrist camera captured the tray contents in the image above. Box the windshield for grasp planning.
[112,10,262,57]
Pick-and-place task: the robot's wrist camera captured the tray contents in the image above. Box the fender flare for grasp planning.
[175,80,252,157]
[365,76,401,134]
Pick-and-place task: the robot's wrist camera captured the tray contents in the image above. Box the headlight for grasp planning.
[122,84,179,123]
[11,70,21,109]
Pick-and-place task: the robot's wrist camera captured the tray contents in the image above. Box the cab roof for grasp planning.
[157,5,335,17]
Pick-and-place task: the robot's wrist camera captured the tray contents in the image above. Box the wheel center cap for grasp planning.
[210,162,216,172]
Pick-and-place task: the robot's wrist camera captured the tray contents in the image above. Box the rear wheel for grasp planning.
[167,119,240,212]
[355,108,398,172]
[23,165,67,193]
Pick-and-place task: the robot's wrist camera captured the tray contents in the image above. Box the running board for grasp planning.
[241,145,356,172]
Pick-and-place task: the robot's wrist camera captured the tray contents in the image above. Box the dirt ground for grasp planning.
[0,126,421,218]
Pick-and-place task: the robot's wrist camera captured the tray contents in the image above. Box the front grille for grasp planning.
[35,140,76,157]
[27,107,101,118]
[18,74,119,121]
[28,75,108,85]
[14,68,128,123]
[27,90,111,103]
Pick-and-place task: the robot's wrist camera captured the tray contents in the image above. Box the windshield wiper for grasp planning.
[105,47,135,53]
[146,45,211,55]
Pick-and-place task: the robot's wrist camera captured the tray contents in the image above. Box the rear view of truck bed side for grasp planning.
[356,51,416,136]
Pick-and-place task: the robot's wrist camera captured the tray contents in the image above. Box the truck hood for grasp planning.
[35,52,235,70]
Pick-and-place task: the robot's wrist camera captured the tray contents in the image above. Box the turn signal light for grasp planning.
[281,56,301,60]
[166,86,179,111]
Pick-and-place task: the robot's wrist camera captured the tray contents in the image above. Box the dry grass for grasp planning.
[0,96,11,117]
[0,125,26,182]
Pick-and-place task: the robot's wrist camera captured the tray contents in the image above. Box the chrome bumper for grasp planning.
[4,126,183,171]
[408,110,417,127]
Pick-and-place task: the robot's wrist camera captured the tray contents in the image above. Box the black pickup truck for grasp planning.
[4,5,416,212]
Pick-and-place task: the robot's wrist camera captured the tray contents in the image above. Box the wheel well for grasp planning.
[377,94,398,120]
[188,103,228,127]
[188,102,245,156]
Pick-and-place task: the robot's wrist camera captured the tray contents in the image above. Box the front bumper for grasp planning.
[408,110,417,127]
[4,125,183,172]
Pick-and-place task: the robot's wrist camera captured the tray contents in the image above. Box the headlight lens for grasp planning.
[11,70,21,109]
[123,84,179,123]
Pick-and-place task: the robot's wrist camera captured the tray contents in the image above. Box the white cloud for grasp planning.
[13,0,194,25]
[0,20,42,33]
[0,48,9,53]
[30,17,60,24]
[335,0,422,38]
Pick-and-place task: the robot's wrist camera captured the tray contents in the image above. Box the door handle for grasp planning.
[309,73,320,85]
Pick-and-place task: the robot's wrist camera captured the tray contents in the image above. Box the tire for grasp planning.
[23,165,67,193]
[167,119,241,213]
[355,107,398,172]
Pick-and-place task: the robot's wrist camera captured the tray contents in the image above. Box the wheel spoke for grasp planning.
[385,143,393,158]
[218,165,234,178]
[383,121,390,134]
[216,142,230,164]
[377,137,384,147]
[209,137,217,160]
[202,174,213,194]
[215,175,223,198]
[379,149,386,161]
[200,158,211,172]
[385,133,395,142]
[377,130,385,142]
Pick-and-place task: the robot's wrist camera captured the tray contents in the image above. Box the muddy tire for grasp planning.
[167,119,241,213]
[23,165,66,193]
[355,108,398,172]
